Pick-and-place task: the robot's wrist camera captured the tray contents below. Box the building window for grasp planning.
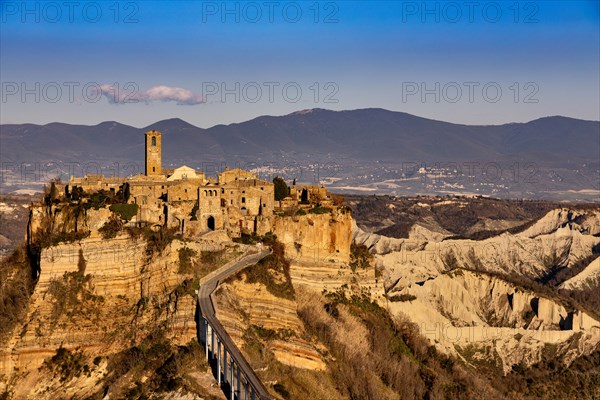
[152,136,156,146]
[242,197,246,203]
[152,167,155,172]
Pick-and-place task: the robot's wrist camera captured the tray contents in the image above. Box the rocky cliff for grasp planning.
[273,210,384,301]
[273,209,352,264]
[354,207,600,373]
[1,211,242,398]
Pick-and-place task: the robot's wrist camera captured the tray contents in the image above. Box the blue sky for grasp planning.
[1,0,599,127]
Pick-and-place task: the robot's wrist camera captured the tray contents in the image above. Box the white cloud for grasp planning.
[98,84,204,105]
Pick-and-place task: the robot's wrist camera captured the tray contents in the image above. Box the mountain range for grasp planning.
[2,108,598,166]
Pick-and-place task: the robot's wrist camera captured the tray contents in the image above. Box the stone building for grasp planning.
[68,130,275,237]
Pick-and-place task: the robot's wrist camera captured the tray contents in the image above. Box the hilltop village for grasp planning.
[66,130,334,238]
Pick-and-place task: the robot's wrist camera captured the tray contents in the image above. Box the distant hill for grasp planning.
[2,109,598,167]
[1,109,599,201]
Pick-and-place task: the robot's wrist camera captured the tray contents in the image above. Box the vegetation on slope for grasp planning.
[0,245,35,345]
[504,347,600,399]
[240,238,295,300]
[349,241,373,272]
[92,329,219,400]
[240,321,345,400]
[230,232,295,299]
[297,289,506,400]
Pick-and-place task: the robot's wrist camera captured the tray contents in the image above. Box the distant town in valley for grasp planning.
[1,109,598,202]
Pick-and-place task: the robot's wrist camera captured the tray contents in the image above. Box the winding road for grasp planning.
[197,247,273,400]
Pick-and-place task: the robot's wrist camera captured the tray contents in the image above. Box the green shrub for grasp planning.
[86,190,110,210]
[233,232,277,245]
[47,270,103,321]
[274,383,291,399]
[349,241,372,271]
[309,206,332,215]
[233,233,259,245]
[273,176,289,201]
[178,247,197,274]
[199,249,225,265]
[143,226,177,257]
[98,217,123,239]
[442,250,460,271]
[46,231,90,248]
[173,278,200,299]
[0,246,35,345]
[43,347,87,382]
[103,335,209,399]
[388,293,417,302]
[109,203,139,221]
[253,325,279,341]
[190,203,199,221]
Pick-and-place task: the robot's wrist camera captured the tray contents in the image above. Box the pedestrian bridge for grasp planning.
[197,249,272,400]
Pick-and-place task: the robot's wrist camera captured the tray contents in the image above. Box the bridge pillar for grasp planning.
[211,326,215,360]
[224,349,228,385]
[204,320,209,360]
[230,360,235,400]
[237,364,241,399]
[217,339,222,386]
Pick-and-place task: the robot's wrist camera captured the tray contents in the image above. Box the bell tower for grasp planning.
[145,130,162,176]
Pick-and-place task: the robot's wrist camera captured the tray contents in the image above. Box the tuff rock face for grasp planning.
[0,232,236,398]
[2,202,381,398]
[354,208,600,373]
[4,198,600,397]
[214,210,385,372]
[215,280,328,371]
[561,257,600,290]
[273,210,353,264]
